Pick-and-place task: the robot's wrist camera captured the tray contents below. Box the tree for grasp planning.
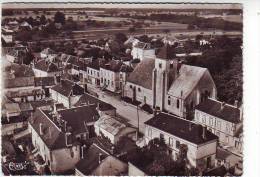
[26,16,34,26]
[114,32,127,43]
[40,15,47,25]
[54,11,65,25]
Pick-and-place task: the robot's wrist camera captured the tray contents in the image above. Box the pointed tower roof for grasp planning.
[156,44,175,60]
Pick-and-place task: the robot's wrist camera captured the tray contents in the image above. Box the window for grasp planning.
[148,128,152,137]
[170,63,173,69]
[177,99,180,108]
[108,80,110,85]
[202,115,206,124]
[169,137,173,146]
[176,140,180,149]
[210,118,213,126]
[217,120,221,129]
[160,133,164,141]
[111,81,113,86]
[138,88,141,92]
[226,124,230,132]
[101,78,103,83]
[168,99,171,105]
[159,63,162,68]
[130,85,132,89]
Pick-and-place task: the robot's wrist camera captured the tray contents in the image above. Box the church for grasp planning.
[123,45,217,120]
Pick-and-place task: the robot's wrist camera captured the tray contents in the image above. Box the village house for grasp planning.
[50,79,84,108]
[75,143,127,176]
[33,59,61,77]
[144,112,218,170]
[28,108,81,174]
[56,104,101,140]
[194,98,243,154]
[74,93,116,116]
[124,44,217,119]
[40,48,57,59]
[131,41,155,61]
[84,59,103,87]
[2,28,15,43]
[94,114,137,145]
[100,60,124,93]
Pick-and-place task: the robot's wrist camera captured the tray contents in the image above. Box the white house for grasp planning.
[100,60,124,93]
[85,59,102,87]
[28,108,81,174]
[94,114,137,145]
[144,112,218,170]
[194,98,243,154]
[131,41,155,61]
[124,44,217,119]
[40,48,57,59]
[33,59,61,77]
[50,79,84,108]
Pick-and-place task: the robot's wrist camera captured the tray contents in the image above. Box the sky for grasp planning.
[2,2,242,10]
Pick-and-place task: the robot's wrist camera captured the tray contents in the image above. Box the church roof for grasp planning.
[127,58,155,90]
[168,65,207,99]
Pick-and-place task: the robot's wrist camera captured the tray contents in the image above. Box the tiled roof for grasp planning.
[57,105,99,135]
[34,59,59,72]
[144,112,218,145]
[101,60,123,72]
[51,79,84,97]
[74,93,115,111]
[156,44,176,59]
[29,109,68,150]
[75,144,109,175]
[120,64,133,73]
[127,58,155,90]
[195,98,241,123]
[168,64,207,99]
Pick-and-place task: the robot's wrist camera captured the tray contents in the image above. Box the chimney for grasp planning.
[202,125,206,139]
[111,146,115,155]
[64,120,67,132]
[234,100,239,108]
[189,122,192,131]
[84,84,88,93]
[54,75,61,84]
[65,132,72,147]
[220,102,225,110]
[81,145,86,159]
[98,153,103,164]
[39,123,43,135]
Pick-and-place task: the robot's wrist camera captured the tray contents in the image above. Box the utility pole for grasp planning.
[136,105,140,139]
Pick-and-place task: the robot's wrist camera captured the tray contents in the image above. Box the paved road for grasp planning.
[86,84,153,134]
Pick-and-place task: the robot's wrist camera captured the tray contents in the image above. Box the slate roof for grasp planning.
[156,44,176,59]
[51,79,84,97]
[100,60,123,72]
[144,112,218,145]
[95,115,126,136]
[87,59,104,70]
[127,58,155,90]
[57,105,99,135]
[34,77,56,87]
[75,144,109,175]
[168,64,207,99]
[34,60,59,72]
[195,98,241,123]
[29,109,67,150]
[74,93,116,111]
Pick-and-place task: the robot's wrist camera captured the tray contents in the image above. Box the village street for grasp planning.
[85,84,153,134]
